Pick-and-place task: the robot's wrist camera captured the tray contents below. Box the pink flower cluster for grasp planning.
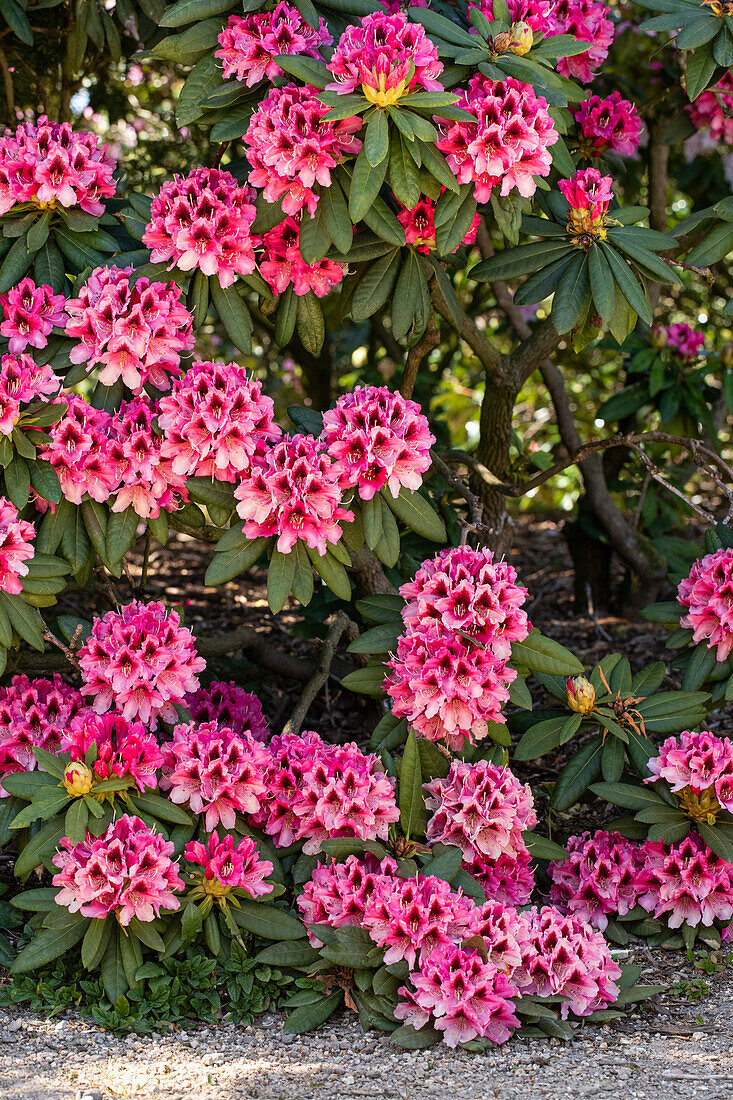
[0,496,35,595]
[396,195,480,255]
[143,168,257,289]
[574,93,641,156]
[158,359,280,483]
[256,730,399,853]
[53,814,183,925]
[549,0,614,82]
[108,397,188,519]
[321,385,434,501]
[298,852,399,937]
[39,394,116,506]
[326,12,443,103]
[559,167,613,219]
[184,680,268,742]
[0,116,116,216]
[646,730,733,814]
[184,831,273,898]
[677,548,733,662]
[472,848,535,907]
[637,834,733,929]
[160,720,270,831]
[665,322,705,361]
[688,72,733,145]
[244,84,361,217]
[60,712,163,793]
[234,433,351,555]
[64,266,194,394]
[0,675,87,789]
[437,75,558,202]
[78,601,206,728]
[260,217,346,298]
[0,278,65,354]
[548,830,646,930]
[0,352,60,437]
[216,2,331,87]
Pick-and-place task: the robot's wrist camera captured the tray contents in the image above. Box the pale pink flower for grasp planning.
[646,730,733,815]
[39,394,117,506]
[108,397,188,519]
[184,831,273,897]
[60,712,163,794]
[216,3,331,86]
[0,278,66,354]
[574,93,641,156]
[396,194,480,255]
[326,12,443,103]
[688,72,733,144]
[0,496,35,595]
[184,680,268,742]
[0,675,88,791]
[677,548,733,662]
[260,217,346,298]
[0,352,61,437]
[548,830,646,930]
[636,834,733,929]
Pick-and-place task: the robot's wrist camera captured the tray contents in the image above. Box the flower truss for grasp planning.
[260,217,346,298]
[0,496,35,595]
[216,2,331,87]
[184,831,273,900]
[60,712,163,795]
[636,834,733,929]
[0,278,66,354]
[184,680,268,742]
[573,93,642,157]
[108,397,188,519]
[548,829,646,930]
[559,166,613,242]
[39,394,116,506]
[688,72,733,144]
[677,548,733,662]
[0,675,88,787]
[326,11,443,105]
[646,730,733,821]
[664,321,705,360]
[0,352,60,437]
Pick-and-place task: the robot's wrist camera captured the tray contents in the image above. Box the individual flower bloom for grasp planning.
[184,681,268,742]
[466,848,535,907]
[514,905,622,1017]
[677,548,733,662]
[60,712,164,794]
[52,814,183,925]
[636,834,733,929]
[469,0,556,36]
[0,115,116,216]
[559,166,613,220]
[38,394,117,506]
[297,853,399,944]
[321,385,435,501]
[234,434,352,555]
[645,730,733,820]
[258,731,399,854]
[184,831,273,898]
[573,93,641,157]
[259,217,346,298]
[216,3,332,86]
[399,546,530,660]
[0,495,34,595]
[396,193,480,255]
[78,600,206,728]
[0,675,88,789]
[143,168,258,289]
[327,12,443,104]
[243,84,362,217]
[0,351,61,437]
[160,721,270,831]
[396,943,520,1047]
[566,675,596,714]
[158,359,280,483]
[665,322,705,360]
[107,397,189,519]
[437,75,558,202]
[386,626,515,750]
[64,266,194,394]
[425,759,537,863]
[688,72,733,145]
[362,873,479,968]
[0,278,66,354]
[546,0,614,83]
[547,830,646,930]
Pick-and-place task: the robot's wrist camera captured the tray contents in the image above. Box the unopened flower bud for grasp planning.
[509,21,533,55]
[649,323,667,350]
[492,31,513,53]
[63,761,94,797]
[566,676,596,715]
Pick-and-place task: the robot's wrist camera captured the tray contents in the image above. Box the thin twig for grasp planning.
[400,311,441,399]
[43,626,83,673]
[431,448,492,544]
[280,611,358,736]
[0,46,14,123]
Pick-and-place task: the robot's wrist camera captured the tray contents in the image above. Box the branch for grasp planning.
[430,281,507,385]
[168,514,222,542]
[400,311,441,399]
[0,46,14,123]
[43,626,82,673]
[280,611,358,736]
[430,448,489,544]
[509,317,560,388]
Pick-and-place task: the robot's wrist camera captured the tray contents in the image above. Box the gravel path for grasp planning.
[2,957,732,1100]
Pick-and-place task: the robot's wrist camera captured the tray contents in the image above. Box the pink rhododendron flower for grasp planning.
[78,600,206,728]
[665,322,705,360]
[688,73,733,144]
[184,831,273,897]
[548,830,646,930]
[243,84,362,217]
[399,546,531,660]
[0,278,66,354]
[321,385,435,501]
[0,352,61,437]
[52,814,183,925]
[256,730,399,853]
[158,359,280,483]
[547,0,614,82]
[143,168,258,289]
[425,759,537,862]
[234,434,352,555]
[298,853,399,943]
[677,548,733,662]
[216,2,331,86]
[0,675,88,791]
[64,265,194,394]
[362,873,479,968]
[39,394,116,506]
[559,167,613,219]
[0,115,116,216]
[473,899,533,973]
[184,681,268,742]
[327,12,443,104]
[108,397,188,519]
[437,75,558,202]
[574,93,642,156]
[467,848,535,907]
[60,712,163,793]
[160,721,270,831]
[396,194,480,255]
[514,906,622,1017]
[0,496,35,595]
[469,0,555,35]
[636,834,733,928]
[260,217,346,298]
[645,730,733,816]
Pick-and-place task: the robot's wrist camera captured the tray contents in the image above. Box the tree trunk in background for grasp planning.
[475,380,518,552]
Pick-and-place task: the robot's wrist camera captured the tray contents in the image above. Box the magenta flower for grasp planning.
[321,385,435,501]
[108,397,188,519]
[158,359,280,483]
[297,853,399,943]
[467,848,535,907]
[143,168,258,289]
[0,352,61,437]
[65,265,194,394]
[260,217,346,298]
[645,729,733,818]
[437,75,558,202]
[0,115,116,216]
[688,72,733,144]
[574,93,641,157]
[234,434,352,556]
[52,814,183,925]
[665,322,705,360]
[243,84,362,217]
[60,712,163,794]
[548,830,646,930]
[636,834,733,929]
[78,600,206,728]
[0,496,35,595]
[0,675,88,791]
[677,548,733,662]
[216,3,331,86]
[559,167,614,219]
[327,12,443,105]
[184,831,273,898]
[0,278,66,354]
[39,394,117,506]
[470,0,555,34]
[160,721,270,831]
[396,194,480,255]
[546,0,614,82]
[184,680,268,742]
